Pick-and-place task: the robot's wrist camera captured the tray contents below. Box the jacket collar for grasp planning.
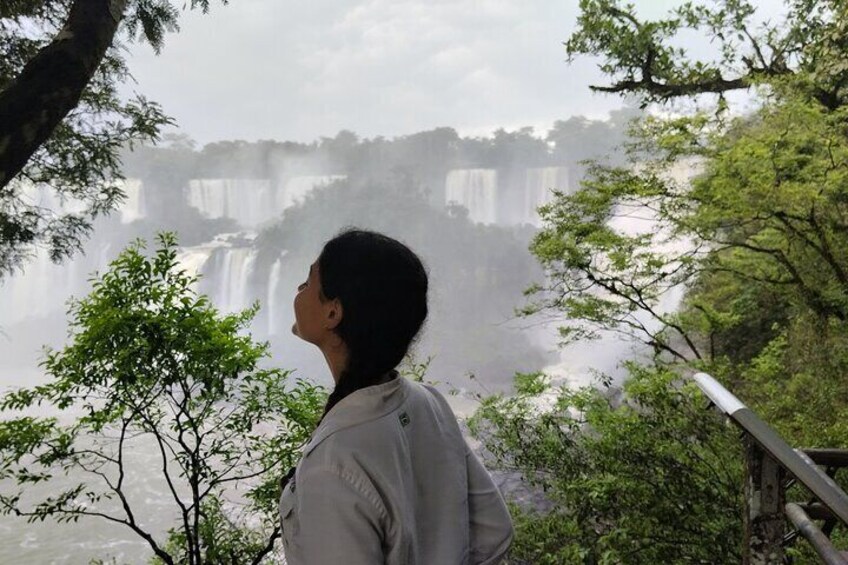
[303,373,410,458]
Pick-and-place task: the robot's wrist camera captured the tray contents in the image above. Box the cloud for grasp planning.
[120,0,625,143]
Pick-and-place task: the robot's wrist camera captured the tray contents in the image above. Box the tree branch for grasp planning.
[249,527,281,565]
[0,0,128,188]
[590,76,750,99]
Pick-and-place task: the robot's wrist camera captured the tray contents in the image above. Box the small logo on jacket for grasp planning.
[399,412,411,427]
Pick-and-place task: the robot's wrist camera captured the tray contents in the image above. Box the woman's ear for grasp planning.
[324,298,344,330]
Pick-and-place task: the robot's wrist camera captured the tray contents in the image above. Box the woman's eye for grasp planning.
[298,281,307,290]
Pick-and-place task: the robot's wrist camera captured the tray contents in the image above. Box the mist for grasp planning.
[0,0,775,561]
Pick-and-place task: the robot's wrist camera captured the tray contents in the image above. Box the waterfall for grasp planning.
[119,178,146,223]
[179,239,291,333]
[0,242,112,325]
[523,167,569,226]
[267,256,284,336]
[149,233,267,319]
[175,239,224,294]
[176,249,214,279]
[0,229,268,333]
[0,250,72,323]
[222,250,253,313]
[444,169,498,224]
[18,181,87,216]
[15,179,144,223]
[192,233,260,315]
[278,175,347,209]
[187,177,346,227]
[187,179,276,227]
[0,236,225,327]
[607,157,705,315]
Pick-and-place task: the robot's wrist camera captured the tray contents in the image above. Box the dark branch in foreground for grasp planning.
[0,0,127,188]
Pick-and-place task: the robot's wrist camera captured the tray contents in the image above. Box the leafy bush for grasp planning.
[468,364,743,564]
[0,233,325,564]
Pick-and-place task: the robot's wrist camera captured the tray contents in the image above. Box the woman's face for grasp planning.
[292,259,341,345]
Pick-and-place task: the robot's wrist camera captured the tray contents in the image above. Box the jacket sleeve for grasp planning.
[466,441,514,565]
[292,465,385,565]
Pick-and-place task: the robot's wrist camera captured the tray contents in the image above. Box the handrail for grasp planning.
[804,449,848,469]
[785,503,848,565]
[693,372,848,525]
[692,372,848,562]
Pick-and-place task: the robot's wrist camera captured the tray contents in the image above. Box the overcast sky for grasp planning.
[119,0,781,145]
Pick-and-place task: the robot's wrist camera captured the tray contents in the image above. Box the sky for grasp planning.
[118,0,618,144]
[118,0,784,145]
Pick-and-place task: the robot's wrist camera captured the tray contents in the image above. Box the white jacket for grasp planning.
[279,374,514,564]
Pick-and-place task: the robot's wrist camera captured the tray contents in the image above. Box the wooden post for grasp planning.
[744,436,785,564]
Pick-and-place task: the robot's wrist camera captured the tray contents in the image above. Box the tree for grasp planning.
[518,0,848,445]
[0,233,325,564]
[0,0,226,279]
[546,107,640,168]
[493,1,848,561]
[566,0,848,109]
[522,0,848,370]
[467,366,742,564]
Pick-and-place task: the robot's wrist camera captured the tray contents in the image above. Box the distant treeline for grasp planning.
[121,108,640,186]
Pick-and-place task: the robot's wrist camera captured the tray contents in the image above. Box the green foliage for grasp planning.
[398,352,436,385]
[152,495,276,565]
[469,365,743,564]
[513,371,548,395]
[526,6,848,370]
[1,0,226,279]
[0,233,325,564]
[566,0,848,108]
[736,314,848,448]
[503,1,848,561]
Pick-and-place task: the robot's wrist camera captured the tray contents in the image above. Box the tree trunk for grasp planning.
[0,0,128,188]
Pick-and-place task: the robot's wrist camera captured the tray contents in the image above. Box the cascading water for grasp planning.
[0,230,255,329]
[444,169,498,224]
[523,167,569,226]
[17,181,87,216]
[176,248,215,281]
[0,178,147,326]
[178,232,261,316]
[0,245,104,324]
[15,178,144,223]
[187,179,276,227]
[119,178,146,223]
[174,236,232,293]
[539,158,706,386]
[267,255,287,336]
[187,177,346,227]
[213,247,258,314]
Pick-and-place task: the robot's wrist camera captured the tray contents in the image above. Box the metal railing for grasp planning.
[693,373,848,564]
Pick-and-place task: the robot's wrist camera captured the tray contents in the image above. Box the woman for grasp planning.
[279,228,514,564]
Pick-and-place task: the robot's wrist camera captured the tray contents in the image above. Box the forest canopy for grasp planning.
[467,1,848,562]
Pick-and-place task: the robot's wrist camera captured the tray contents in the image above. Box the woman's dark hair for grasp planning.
[316,227,428,421]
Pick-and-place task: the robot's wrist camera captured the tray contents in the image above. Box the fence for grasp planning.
[693,373,848,564]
